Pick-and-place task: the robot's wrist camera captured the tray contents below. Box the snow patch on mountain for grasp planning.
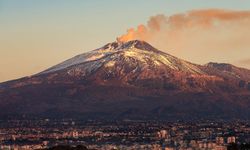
[105,61,116,68]
[41,44,118,74]
[86,53,105,61]
[40,40,205,75]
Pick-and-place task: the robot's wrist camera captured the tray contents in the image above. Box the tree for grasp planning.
[239,80,246,88]
[46,145,89,150]
[227,143,238,150]
[247,82,250,91]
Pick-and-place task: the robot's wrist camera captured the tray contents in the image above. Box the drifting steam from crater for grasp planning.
[118,9,250,67]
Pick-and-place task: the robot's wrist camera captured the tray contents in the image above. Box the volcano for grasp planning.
[0,40,250,120]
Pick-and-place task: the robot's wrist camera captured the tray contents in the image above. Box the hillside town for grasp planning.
[0,119,249,150]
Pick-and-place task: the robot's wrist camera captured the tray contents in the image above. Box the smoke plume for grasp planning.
[118,9,250,67]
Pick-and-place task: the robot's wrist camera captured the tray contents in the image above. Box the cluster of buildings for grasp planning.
[0,119,249,150]
[155,129,237,149]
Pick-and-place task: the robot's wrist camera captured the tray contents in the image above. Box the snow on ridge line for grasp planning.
[39,40,205,75]
[41,40,155,74]
[40,43,120,74]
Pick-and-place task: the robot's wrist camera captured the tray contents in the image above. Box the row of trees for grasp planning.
[227,143,250,150]
[239,80,250,90]
[44,145,91,150]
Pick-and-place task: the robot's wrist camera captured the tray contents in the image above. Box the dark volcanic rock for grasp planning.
[0,40,250,120]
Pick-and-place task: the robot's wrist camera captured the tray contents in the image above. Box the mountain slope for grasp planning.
[41,40,205,75]
[0,40,250,120]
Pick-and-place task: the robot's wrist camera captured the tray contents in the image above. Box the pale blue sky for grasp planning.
[0,0,250,82]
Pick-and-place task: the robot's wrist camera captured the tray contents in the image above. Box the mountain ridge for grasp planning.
[40,40,205,75]
[0,40,250,120]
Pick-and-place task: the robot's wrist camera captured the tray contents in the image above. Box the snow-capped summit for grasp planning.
[41,40,205,75]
